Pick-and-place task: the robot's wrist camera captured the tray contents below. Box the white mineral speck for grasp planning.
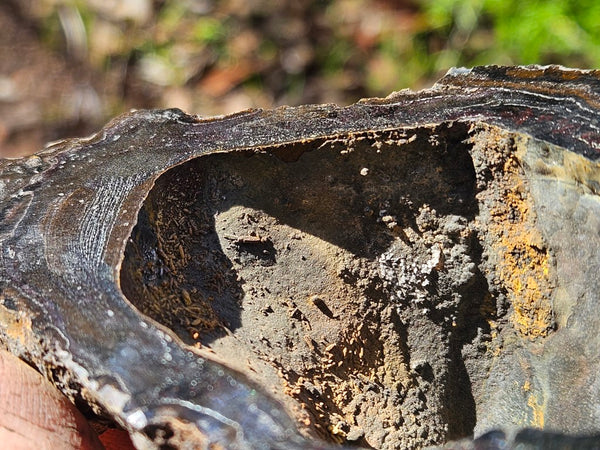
[360,167,369,176]
[107,309,115,317]
[126,409,148,429]
[98,385,131,412]
[24,156,42,170]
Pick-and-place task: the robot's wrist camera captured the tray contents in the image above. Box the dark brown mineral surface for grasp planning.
[1,65,600,449]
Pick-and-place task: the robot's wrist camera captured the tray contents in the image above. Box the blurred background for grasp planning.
[2,0,600,157]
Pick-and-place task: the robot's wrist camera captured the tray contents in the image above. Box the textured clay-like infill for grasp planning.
[120,121,554,449]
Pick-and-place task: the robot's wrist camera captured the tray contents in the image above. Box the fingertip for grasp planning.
[99,428,136,450]
[0,349,104,450]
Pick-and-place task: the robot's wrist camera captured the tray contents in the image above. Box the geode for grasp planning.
[2,65,600,449]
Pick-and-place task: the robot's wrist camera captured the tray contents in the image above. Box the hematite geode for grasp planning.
[1,65,600,449]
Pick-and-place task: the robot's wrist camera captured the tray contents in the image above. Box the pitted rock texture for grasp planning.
[1,65,600,449]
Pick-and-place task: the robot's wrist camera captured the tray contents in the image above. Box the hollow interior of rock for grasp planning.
[120,122,523,449]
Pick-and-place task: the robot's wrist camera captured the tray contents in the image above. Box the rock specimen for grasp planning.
[1,65,600,449]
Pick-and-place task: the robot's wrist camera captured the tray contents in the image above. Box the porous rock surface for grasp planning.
[1,65,600,449]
